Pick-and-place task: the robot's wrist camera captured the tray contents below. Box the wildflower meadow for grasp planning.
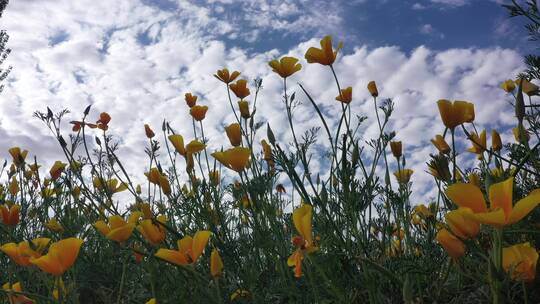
[1,1,540,303]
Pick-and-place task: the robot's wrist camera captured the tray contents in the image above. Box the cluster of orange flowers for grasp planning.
[431,89,540,282]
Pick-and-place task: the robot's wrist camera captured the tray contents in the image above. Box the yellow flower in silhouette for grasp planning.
[185,92,198,108]
[261,140,272,161]
[168,134,186,156]
[367,81,378,97]
[390,141,402,158]
[513,125,530,143]
[502,242,538,282]
[500,79,516,92]
[214,68,240,84]
[144,124,155,138]
[431,135,450,154]
[394,169,414,184]
[305,35,342,66]
[230,79,250,99]
[238,100,250,119]
[225,123,242,146]
[145,168,171,195]
[190,105,208,121]
[93,178,128,194]
[45,218,64,233]
[335,86,352,104]
[446,177,540,227]
[155,231,211,265]
[288,204,318,278]
[492,130,502,152]
[49,161,67,181]
[8,147,28,167]
[467,129,486,155]
[185,140,206,154]
[212,147,251,172]
[268,56,302,78]
[436,100,474,129]
[30,238,83,276]
[94,215,135,243]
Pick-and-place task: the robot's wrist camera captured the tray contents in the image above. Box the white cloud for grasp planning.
[0,0,526,204]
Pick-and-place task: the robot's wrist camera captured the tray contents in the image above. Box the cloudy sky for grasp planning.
[0,0,531,202]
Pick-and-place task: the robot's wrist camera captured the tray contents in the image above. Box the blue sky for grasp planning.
[138,0,529,54]
[0,0,532,201]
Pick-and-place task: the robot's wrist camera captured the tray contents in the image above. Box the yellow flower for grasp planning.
[513,125,530,143]
[430,135,450,154]
[9,177,18,196]
[261,140,272,161]
[190,105,208,121]
[185,92,198,108]
[238,100,250,119]
[390,141,402,158]
[209,170,220,185]
[492,129,502,152]
[335,86,352,103]
[144,168,171,195]
[515,79,539,96]
[145,299,157,304]
[45,218,64,233]
[436,100,474,129]
[436,228,465,259]
[467,129,486,155]
[49,161,67,181]
[288,204,318,278]
[0,204,20,226]
[268,56,302,78]
[168,134,186,156]
[367,81,378,97]
[93,178,128,194]
[137,215,167,245]
[185,140,206,154]
[225,123,242,147]
[394,169,413,184]
[413,204,433,218]
[2,281,33,304]
[230,289,251,301]
[30,238,83,276]
[500,79,516,92]
[210,248,224,277]
[0,238,50,266]
[468,172,481,187]
[214,68,240,84]
[94,215,135,243]
[212,147,251,172]
[446,177,540,227]
[502,242,538,282]
[304,35,342,66]
[229,79,250,99]
[144,124,155,139]
[8,147,28,166]
[445,209,479,239]
[155,231,211,265]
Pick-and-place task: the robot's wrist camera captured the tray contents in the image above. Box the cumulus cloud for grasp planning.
[0,0,526,204]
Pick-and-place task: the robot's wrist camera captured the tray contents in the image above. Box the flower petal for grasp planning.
[446,183,487,213]
[489,177,513,219]
[508,189,540,225]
